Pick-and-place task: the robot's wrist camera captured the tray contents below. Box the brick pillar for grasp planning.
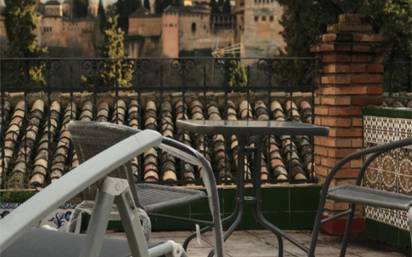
[311,14,385,235]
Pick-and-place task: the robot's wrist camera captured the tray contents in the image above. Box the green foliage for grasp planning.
[225,54,247,88]
[99,15,133,88]
[277,0,412,90]
[278,0,412,59]
[277,0,340,57]
[116,0,140,33]
[4,0,47,86]
[154,0,183,14]
[97,0,106,32]
[73,0,89,18]
[380,0,412,59]
[0,190,36,203]
[144,0,151,10]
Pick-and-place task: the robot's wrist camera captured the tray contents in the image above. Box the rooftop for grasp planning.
[110,230,405,257]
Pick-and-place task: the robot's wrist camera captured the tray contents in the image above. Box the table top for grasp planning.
[177,120,329,136]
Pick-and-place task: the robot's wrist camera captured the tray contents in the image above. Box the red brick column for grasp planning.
[311,14,385,235]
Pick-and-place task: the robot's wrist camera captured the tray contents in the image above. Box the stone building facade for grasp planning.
[126,9,162,57]
[40,1,97,57]
[128,0,285,58]
[0,0,286,58]
[236,0,285,58]
[0,15,6,52]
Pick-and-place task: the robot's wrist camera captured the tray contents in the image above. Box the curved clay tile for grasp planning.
[128,100,139,129]
[252,100,272,183]
[127,100,140,181]
[96,101,110,122]
[189,100,210,162]
[0,100,14,185]
[285,100,300,121]
[282,100,307,181]
[269,100,290,182]
[207,101,231,183]
[30,101,61,188]
[225,100,246,183]
[270,100,285,121]
[175,100,196,185]
[160,101,177,184]
[71,152,79,169]
[112,99,127,124]
[238,100,253,181]
[143,100,159,182]
[79,100,94,121]
[59,100,93,178]
[3,101,26,166]
[143,148,159,182]
[7,100,44,189]
[392,100,405,108]
[239,100,253,120]
[268,136,288,182]
[300,101,313,124]
[0,100,11,129]
[50,102,77,182]
[407,99,412,108]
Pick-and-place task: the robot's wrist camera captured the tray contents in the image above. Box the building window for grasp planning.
[43,27,52,32]
[254,16,258,22]
[269,15,274,21]
[262,16,266,21]
[191,22,197,33]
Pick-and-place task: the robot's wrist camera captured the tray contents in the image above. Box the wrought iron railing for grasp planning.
[384,61,412,95]
[0,57,319,191]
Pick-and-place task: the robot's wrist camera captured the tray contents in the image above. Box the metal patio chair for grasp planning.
[0,130,191,257]
[308,137,412,257]
[68,121,224,257]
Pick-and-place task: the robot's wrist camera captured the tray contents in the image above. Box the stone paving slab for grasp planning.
[108,230,406,257]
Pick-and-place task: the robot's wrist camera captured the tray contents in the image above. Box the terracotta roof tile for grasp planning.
[1,95,319,190]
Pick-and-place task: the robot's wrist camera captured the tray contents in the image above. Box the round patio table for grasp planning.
[177,120,329,257]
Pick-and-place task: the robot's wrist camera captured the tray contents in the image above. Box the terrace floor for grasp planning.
[108,230,405,257]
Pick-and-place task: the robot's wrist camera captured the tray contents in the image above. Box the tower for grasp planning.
[89,0,98,17]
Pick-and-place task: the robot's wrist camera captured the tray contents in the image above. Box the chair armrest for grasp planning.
[158,137,224,257]
[0,130,162,252]
[322,138,412,193]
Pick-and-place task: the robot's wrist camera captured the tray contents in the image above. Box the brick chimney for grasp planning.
[311,13,385,235]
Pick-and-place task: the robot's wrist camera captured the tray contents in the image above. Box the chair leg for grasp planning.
[308,190,331,257]
[408,207,412,257]
[339,203,355,257]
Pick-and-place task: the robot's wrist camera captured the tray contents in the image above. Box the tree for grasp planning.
[4,0,47,86]
[97,0,106,32]
[225,53,247,88]
[277,0,412,90]
[144,0,150,10]
[116,0,140,33]
[277,0,340,57]
[73,0,89,18]
[154,0,181,14]
[172,0,183,6]
[99,16,133,88]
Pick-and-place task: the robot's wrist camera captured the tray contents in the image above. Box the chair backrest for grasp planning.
[69,121,225,257]
[68,121,142,203]
[0,129,162,251]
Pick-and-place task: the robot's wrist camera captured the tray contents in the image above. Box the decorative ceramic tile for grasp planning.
[363,115,412,231]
